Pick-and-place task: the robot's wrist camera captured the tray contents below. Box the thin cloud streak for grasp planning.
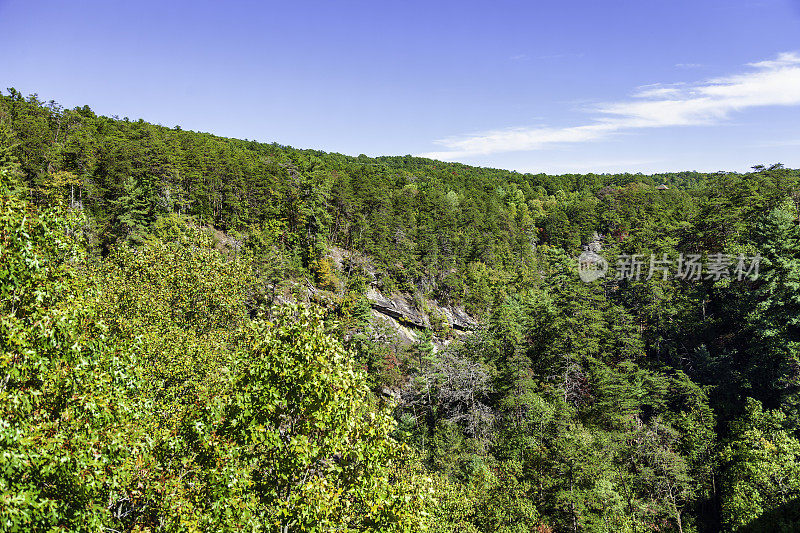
[754,138,800,147]
[421,52,800,160]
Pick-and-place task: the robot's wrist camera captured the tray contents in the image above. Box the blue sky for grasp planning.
[1,0,799,174]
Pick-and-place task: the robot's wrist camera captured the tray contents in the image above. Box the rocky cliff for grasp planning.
[327,247,477,343]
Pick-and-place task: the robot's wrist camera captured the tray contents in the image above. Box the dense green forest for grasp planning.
[2,89,800,532]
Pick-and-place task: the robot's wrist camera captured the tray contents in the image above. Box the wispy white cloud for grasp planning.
[754,138,800,147]
[633,83,686,99]
[421,52,800,160]
[747,51,800,69]
[675,63,703,69]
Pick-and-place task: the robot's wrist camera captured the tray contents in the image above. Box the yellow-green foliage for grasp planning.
[428,467,544,533]
[38,170,82,207]
[310,256,340,292]
[1,183,142,530]
[720,399,800,530]
[213,306,432,530]
[0,187,431,531]
[428,306,451,337]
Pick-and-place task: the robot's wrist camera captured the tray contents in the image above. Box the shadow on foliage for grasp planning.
[738,498,800,533]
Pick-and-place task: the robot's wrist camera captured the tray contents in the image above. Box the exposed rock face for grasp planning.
[270,246,478,345]
[366,288,427,328]
[368,310,419,345]
[584,232,604,253]
[440,306,476,331]
[364,288,476,334]
[328,246,477,335]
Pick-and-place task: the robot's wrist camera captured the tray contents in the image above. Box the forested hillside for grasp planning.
[2,89,800,532]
